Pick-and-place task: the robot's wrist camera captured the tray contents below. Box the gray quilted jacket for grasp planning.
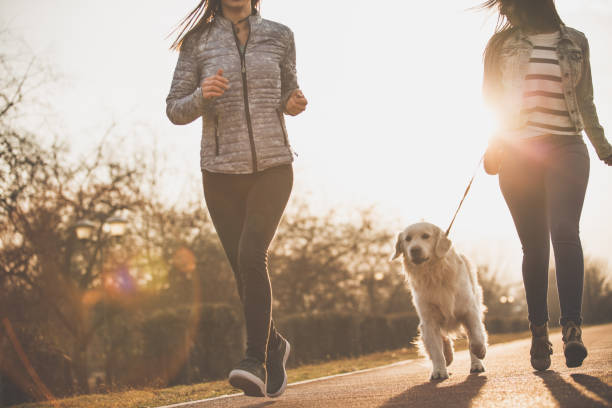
[166,13,299,174]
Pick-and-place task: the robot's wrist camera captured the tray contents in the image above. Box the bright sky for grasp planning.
[1,0,611,282]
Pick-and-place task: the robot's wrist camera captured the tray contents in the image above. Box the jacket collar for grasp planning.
[215,11,262,29]
[558,24,571,41]
[514,24,576,47]
[558,24,579,47]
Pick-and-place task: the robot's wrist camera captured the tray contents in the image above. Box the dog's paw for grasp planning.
[429,367,450,381]
[470,361,485,373]
[470,342,486,360]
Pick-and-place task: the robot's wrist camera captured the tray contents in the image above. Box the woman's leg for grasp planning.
[239,165,293,363]
[202,169,287,362]
[202,170,249,302]
[499,145,550,326]
[545,141,590,326]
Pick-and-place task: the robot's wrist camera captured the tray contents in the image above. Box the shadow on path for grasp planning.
[242,401,277,408]
[535,371,608,408]
[571,374,612,403]
[380,374,487,408]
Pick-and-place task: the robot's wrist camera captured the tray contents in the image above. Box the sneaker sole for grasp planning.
[229,369,266,397]
[530,356,551,371]
[267,340,291,398]
[565,343,587,368]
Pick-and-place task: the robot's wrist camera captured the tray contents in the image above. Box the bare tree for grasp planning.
[270,202,411,316]
[0,40,148,392]
[0,128,148,393]
[547,258,612,326]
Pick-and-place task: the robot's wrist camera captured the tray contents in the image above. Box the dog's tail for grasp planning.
[462,254,487,317]
[413,324,426,357]
[462,255,489,348]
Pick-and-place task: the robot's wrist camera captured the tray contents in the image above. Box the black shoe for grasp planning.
[530,323,552,371]
[266,337,291,397]
[229,357,266,397]
[562,321,587,368]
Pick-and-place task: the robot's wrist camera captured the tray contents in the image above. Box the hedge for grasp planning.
[139,303,243,386]
[136,310,528,381]
[1,307,535,405]
[276,312,420,366]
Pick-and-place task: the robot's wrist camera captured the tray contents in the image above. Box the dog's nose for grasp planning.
[410,247,422,258]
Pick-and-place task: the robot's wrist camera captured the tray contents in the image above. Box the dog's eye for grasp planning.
[422,233,430,239]
[405,235,412,242]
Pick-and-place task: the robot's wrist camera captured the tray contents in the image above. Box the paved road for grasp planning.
[173,324,612,408]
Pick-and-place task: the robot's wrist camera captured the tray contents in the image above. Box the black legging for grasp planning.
[499,136,589,327]
[202,164,293,363]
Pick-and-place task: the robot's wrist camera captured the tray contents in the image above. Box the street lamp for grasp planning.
[73,219,97,241]
[72,215,129,287]
[73,216,128,240]
[106,216,128,237]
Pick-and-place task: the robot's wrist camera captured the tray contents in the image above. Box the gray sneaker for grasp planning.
[229,357,266,397]
[530,323,552,371]
[266,337,291,397]
[562,321,587,368]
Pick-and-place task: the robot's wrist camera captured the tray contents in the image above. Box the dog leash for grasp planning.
[445,154,484,237]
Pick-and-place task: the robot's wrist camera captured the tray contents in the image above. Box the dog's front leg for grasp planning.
[464,314,487,373]
[469,349,485,373]
[421,322,449,380]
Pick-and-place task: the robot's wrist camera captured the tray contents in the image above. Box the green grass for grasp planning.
[12,330,535,408]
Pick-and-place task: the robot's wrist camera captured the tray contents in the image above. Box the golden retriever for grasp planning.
[392,222,487,380]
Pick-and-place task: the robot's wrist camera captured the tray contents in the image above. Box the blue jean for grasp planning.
[499,136,590,326]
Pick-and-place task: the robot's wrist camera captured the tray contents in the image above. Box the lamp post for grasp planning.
[72,215,128,391]
[73,215,128,293]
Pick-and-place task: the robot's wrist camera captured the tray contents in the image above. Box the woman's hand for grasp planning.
[201,69,229,99]
[484,137,504,175]
[285,89,308,116]
[604,154,612,166]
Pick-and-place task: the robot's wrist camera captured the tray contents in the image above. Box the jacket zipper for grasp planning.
[214,115,220,156]
[232,22,258,172]
[277,110,289,146]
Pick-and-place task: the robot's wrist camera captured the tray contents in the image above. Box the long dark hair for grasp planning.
[479,0,563,100]
[479,0,563,33]
[169,0,261,51]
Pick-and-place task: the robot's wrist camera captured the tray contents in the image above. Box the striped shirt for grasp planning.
[519,31,578,139]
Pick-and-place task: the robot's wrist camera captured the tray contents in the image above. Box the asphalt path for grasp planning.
[163,323,612,408]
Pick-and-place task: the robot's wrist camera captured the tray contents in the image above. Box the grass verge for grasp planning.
[13,330,536,408]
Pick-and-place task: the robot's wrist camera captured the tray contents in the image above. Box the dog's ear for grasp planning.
[434,229,452,258]
[390,232,403,261]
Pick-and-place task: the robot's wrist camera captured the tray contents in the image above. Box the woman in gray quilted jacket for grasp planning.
[167,0,307,397]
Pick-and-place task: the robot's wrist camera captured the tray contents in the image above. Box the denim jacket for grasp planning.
[483,25,611,160]
[166,14,299,174]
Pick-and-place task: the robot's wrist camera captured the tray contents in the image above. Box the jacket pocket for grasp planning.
[214,115,220,156]
[567,50,583,84]
[276,109,289,146]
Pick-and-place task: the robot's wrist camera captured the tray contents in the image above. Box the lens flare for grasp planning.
[172,247,197,275]
[104,265,136,294]
[94,247,202,388]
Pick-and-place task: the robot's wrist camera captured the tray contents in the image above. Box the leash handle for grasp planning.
[445,155,484,237]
